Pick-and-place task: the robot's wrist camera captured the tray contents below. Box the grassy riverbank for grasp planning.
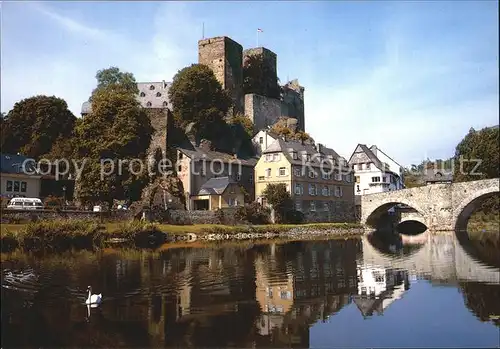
[1,220,362,252]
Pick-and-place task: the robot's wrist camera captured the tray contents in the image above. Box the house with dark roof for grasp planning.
[189,176,245,210]
[175,137,257,210]
[348,144,405,196]
[254,138,355,222]
[423,170,453,185]
[1,153,42,204]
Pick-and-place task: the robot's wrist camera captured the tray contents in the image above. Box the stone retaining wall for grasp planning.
[0,209,130,224]
[167,208,238,225]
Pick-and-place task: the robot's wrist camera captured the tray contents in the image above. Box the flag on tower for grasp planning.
[257,28,263,32]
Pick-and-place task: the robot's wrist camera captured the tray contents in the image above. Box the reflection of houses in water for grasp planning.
[90,240,361,348]
[254,240,361,347]
[353,264,410,317]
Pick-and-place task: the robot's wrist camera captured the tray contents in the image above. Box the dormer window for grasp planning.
[306,154,311,161]
[156,92,162,97]
[366,163,371,170]
[140,92,146,97]
[149,85,155,90]
[146,101,152,107]
[163,101,168,107]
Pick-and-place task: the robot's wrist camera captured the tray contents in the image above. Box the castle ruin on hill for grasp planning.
[81,35,305,134]
[198,36,305,132]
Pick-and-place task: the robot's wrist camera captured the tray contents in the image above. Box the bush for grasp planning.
[44,195,64,209]
[234,202,271,224]
[20,219,104,250]
[285,209,305,224]
[215,208,225,224]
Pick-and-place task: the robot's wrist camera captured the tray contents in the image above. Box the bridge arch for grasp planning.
[362,198,428,229]
[454,185,499,231]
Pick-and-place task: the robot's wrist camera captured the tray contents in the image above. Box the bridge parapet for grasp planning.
[361,178,499,231]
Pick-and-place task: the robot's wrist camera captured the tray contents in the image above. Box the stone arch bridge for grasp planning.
[361,178,499,231]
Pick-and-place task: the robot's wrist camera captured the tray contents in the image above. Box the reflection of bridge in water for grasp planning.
[361,232,500,284]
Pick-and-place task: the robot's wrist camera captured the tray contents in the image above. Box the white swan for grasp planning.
[85,286,102,305]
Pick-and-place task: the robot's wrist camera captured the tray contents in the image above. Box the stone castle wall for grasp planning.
[198,36,244,114]
[245,94,282,131]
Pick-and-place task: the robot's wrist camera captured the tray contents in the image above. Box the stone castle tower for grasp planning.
[198,36,305,132]
[198,36,244,114]
[243,47,278,90]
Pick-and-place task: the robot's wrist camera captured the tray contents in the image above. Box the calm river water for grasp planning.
[1,233,499,348]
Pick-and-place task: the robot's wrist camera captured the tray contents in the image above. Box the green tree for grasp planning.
[168,64,231,135]
[74,68,153,206]
[454,126,499,182]
[228,113,254,137]
[270,117,313,143]
[262,183,293,223]
[91,66,138,98]
[0,96,76,159]
[243,53,280,99]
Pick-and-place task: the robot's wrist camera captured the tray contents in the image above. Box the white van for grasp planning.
[7,197,44,210]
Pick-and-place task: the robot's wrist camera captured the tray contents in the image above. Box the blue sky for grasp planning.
[1,1,498,165]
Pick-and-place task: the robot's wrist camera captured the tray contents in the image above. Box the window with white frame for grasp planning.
[322,185,328,196]
[266,154,272,162]
[372,176,381,182]
[309,184,316,196]
[357,164,363,170]
[308,170,315,178]
[278,167,286,176]
[273,154,280,161]
[310,201,316,211]
[259,137,263,144]
[265,168,271,177]
[292,151,298,160]
[294,167,302,177]
[294,183,303,195]
[366,163,371,170]
[323,202,329,211]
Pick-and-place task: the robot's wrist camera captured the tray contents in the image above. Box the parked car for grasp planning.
[7,197,44,210]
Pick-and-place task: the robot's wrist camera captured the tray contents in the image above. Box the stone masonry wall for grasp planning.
[198,36,244,114]
[281,88,305,131]
[361,178,499,231]
[245,94,282,131]
[303,201,356,223]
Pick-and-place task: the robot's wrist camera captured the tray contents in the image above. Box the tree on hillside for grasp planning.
[168,64,231,134]
[453,126,499,217]
[270,117,313,143]
[0,96,76,159]
[91,66,139,98]
[243,53,280,99]
[454,126,499,182]
[227,113,254,137]
[262,183,293,223]
[74,68,153,205]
